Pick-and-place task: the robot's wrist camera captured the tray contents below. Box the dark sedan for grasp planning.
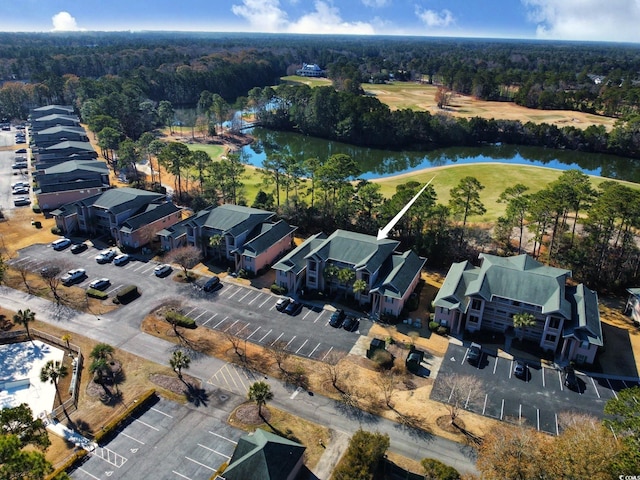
[329,309,346,328]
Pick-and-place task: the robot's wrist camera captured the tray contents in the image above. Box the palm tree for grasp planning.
[208,234,224,262]
[90,343,114,361]
[169,350,191,380]
[513,312,536,340]
[248,381,273,419]
[13,308,35,340]
[40,360,68,406]
[89,358,112,396]
[353,279,368,303]
[337,268,355,298]
[61,333,72,352]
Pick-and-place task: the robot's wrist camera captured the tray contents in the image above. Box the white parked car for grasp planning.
[95,249,117,264]
[154,264,172,277]
[89,278,110,290]
[113,254,130,266]
[61,268,86,285]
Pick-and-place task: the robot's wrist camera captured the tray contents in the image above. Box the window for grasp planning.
[549,318,561,329]
[580,340,590,349]
[469,315,479,324]
[512,301,521,307]
[309,261,317,272]
[576,354,587,364]
[545,334,557,343]
[471,299,482,310]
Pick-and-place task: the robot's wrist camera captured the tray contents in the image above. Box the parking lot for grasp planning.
[432,343,640,435]
[11,243,370,362]
[69,395,244,480]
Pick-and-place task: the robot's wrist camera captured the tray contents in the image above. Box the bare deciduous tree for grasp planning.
[267,340,290,373]
[322,351,347,393]
[165,246,203,281]
[376,370,398,409]
[223,323,246,360]
[40,261,66,305]
[434,374,484,426]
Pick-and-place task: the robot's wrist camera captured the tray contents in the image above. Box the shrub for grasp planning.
[436,326,449,336]
[420,458,460,480]
[371,349,394,370]
[33,221,42,228]
[270,284,287,295]
[165,310,196,329]
[429,321,440,331]
[86,288,108,300]
[115,285,140,304]
[51,226,62,235]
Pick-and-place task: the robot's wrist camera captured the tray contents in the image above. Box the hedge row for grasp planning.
[165,310,196,329]
[86,288,108,300]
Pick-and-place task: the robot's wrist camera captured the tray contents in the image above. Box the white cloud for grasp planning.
[232,0,375,34]
[51,11,83,32]
[522,0,640,42]
[361,0,391,7]
[415,6,454,28]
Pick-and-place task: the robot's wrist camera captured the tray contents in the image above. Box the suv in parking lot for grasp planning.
[154,264,172,277]
[51,238,71,251]
[275,297,291,312]
[114,254,130,266]
[564,366,579,390]
[329,309,346,328]
[61,268,86,285]
[467,342,482,365]
[203,276,221,292]
[95,249,117,263]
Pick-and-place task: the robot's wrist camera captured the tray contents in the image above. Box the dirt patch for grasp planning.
[149,373,202,395]
[231,403,270,426]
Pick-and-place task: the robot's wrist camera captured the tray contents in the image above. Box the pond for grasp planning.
[240,127,640,183]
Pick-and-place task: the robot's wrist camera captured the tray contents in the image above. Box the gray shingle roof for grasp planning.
[34,125,86,136]
[305,229,399,273]
[33,114,80,124]
[273,233,328,274]
[43,160,108,175]
[32,105,74,114]
[202,204,274,236]
[564,285,603,346]
[236,220,297,258]
[371,250,426,299]
[222,429,305,480]
[80,187,165,214]
[120,202,182,233]
[43,140,95,153]
[37,178,104,194]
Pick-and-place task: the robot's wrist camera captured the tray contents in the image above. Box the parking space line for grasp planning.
[92,446,128,467]
[227,287,241,299]
[238,290,252,302]
[555,414,559,435]
[270,333,284,346]
[461,349,468,365]
[134,418,159,431]
[132,262,148,272]
[197,443,231,459]
[313,311,325,324]
[185,456,216,471]
[246,326,261,340]
[118,431,145,445]
[500,399,505,420]
[235,323,249,336]
[151,407,173,418]
[213,316,228,329]
[557,370,563,391]
[519,404,522,422]
[172,471,191,479]
[209,431,238,445]
[223,319,240,332]
[258,296,272,308]
[541,368,546,388]
[285,336,297,349]
[184,307,198,317]
[193,311,207,322]
[308,343,321,357]
[606,378,618,399]
[247,293,262,305]
[302,310,313,320]
[321,346,334,361]
[590,377,601,398]
[482,394,488,415]
[295,339,308,354]
[77,467,101,479]
[258,329,272,343]
[493,357,499,375]
[537,409,540,431]
[464,389,472,408]
[202,313,218,326]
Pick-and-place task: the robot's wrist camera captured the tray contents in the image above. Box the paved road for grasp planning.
[0,286,479,475]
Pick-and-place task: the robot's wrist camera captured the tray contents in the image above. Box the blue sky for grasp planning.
[0,0,639,43]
